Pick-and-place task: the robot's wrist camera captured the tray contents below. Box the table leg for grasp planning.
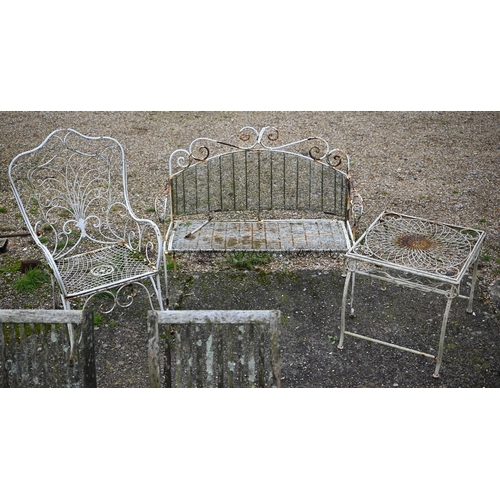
[338,269,353,350]
[467,254,480,314]
[433,287,457,378]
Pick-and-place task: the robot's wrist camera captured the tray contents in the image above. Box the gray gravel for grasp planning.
[1,111,499,387]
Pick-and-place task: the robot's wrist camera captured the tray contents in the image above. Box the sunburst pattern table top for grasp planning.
[348,212,485,281]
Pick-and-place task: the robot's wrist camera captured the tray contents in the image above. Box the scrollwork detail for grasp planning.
[81,281,156,313]
[191,145,210,162]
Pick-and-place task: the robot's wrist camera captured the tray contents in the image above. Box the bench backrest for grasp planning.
[148,309,281,388]
[163,126,352,221]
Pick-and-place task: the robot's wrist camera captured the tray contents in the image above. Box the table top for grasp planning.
[348,212,485,282]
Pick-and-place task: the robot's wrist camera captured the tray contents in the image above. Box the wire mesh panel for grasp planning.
[0,310,96,388]
[148,310,281,388]
[349,212,485,282]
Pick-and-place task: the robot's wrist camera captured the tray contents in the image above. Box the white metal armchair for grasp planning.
[8,129,165,357]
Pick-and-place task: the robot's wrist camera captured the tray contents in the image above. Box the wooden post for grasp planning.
[0,323,9,388]
[147,311,161,388]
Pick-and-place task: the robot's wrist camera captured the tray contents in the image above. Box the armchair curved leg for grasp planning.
[61,297,75,366]
[151,274,165,311]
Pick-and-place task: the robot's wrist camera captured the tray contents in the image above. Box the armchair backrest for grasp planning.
[8,129,144,262]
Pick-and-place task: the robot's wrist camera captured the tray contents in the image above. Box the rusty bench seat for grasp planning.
[167,219,350,253]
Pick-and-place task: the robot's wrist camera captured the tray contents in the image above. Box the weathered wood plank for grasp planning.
[155,309,281,325]
[148,310,281,388]
[247,323,256,387]
[270,314,281,388]
[185,323,193,388]
[0,309,96,388]
[195,335,203,388]
[50,322,62,386]
[147,310,161,388]
[0,323,8,388]
[8,323,20,387]
[258,325,265,388]
[81,310,96,388]
[236,325,245,387]
[0,309,87,324]
[164,326,173,388]
[28,329,40,387]
[216,324,224,388]
[175,324,182,388]
[19,323,29,385]
[227,324,234,388]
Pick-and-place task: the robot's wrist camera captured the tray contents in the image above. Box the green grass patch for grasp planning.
[225,252,274,270]
[14,267,50,293]
[93,313,104,326]
[165,254,179,271]
[0,260,21,274]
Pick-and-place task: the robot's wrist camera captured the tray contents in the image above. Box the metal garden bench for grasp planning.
[156,126,363,302]
[8,129,165,360]
[148,309,281,387]
[0,309,96,388]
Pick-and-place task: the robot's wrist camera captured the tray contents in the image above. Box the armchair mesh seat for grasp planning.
[57,244,158,298]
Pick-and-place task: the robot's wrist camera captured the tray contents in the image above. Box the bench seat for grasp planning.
[167,219,350,253]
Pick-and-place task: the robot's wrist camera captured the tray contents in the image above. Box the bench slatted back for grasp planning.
[171,150,349,219]
[0,309,96,388]
[148,310,281,388]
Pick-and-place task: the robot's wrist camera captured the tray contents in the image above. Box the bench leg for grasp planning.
[341,256,347,277]
[162,251,170,309]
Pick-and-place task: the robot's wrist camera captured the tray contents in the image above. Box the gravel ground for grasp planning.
[1,111,499,387]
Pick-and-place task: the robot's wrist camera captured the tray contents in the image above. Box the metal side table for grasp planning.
[338,211,486,378]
